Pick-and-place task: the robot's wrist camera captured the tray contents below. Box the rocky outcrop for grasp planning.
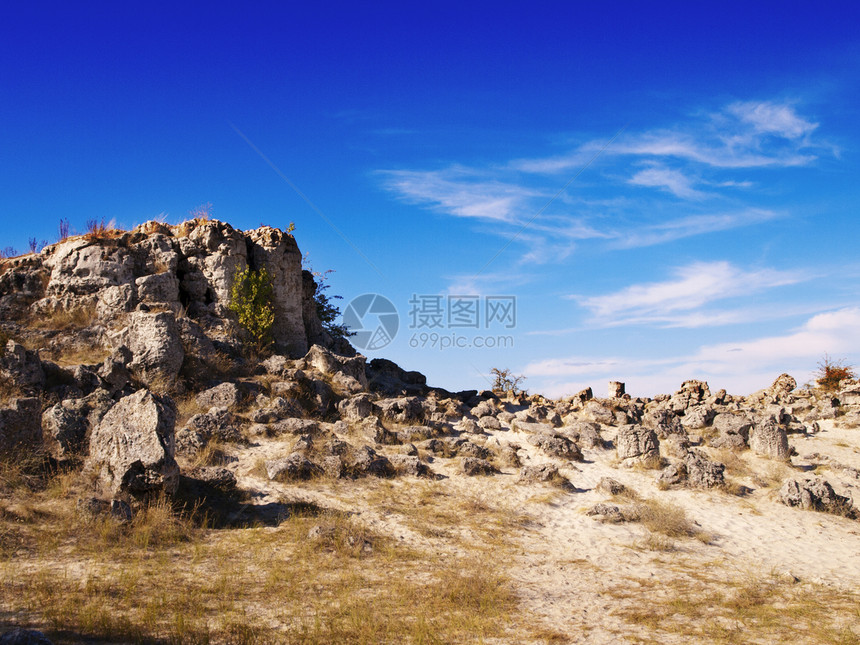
[86,389,179,497]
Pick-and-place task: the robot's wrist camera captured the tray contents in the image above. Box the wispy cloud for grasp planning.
[574,260,804,324]
[611,209,781,248]
[379,168,539,223]
[628,164,706,199]
[378,98,830,266]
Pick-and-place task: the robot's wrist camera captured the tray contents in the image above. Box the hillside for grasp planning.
[0,219,859,644]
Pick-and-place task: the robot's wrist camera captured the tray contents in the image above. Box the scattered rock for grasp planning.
[461,457,498,476]
[749,417,790,461]
[265,453,323,481]
[615,424,660,466]
[779,477,853,516]
[86,389,179,497]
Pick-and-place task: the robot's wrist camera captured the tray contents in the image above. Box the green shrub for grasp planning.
[229,266,275,351]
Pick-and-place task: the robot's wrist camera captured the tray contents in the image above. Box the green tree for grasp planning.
[229,266,275,351]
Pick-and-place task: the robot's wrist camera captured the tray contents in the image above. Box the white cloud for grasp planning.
[525,307,860,397]
[726,101,818,139]
[628,165,706,199]
[575,260,803,322]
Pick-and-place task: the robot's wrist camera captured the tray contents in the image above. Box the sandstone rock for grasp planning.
[86,390,179,497]
[136,272,179,304]
[0,340,44,389]
[608,381,625,398]
[0,397,41,454]
[712,413,752,438]
[183,408,242,443]
[461,457,498,476]
[596,477,628,496]
[615,425,659,465]
[97,346,133,395]
[669,380,710,411]
[656,463,685,486]
[642,409,684,438]
[518,463,561,484]
[477,415,502,431]
[376,397,425,424]
[265,453,323,481]
[527,433,583,461]
[96,284,135,318]
[583,400,615,425]
[683,450,725,488]
[337,394,374,422]
[779,477,853,515]
[681,406,715,430]
[302,344,367,389]
[343,445,394,478]
[389,454,431,477]
[42,401,88,460]
[586,503,625,523]
[196,382,241,410]
[749,417,790,460]
[563,421,604,449]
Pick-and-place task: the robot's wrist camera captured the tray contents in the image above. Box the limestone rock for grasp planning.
[596,477,628,496]
[749,417,790,461]
[683,450,725,488]
[122,311,184,386]
[302,344,367,390]
[0,340,44,389]
[461,457,498,476]
[518,463,561,484]
[265,453,323,481]
[337,393,374,422]
[615,424,660,465]
[388,454,431,477]
[86,390,179,497]
[527,433,583,461]
[779,477,853,515]
[196,382,241,410]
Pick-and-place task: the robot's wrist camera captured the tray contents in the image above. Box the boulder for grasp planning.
[615,424,659,465]
[477,415,502,431]
[388,454,431,477]
[461,457,498,476]
[302,344,367,389]
[337,394,374,422]
[265,453,323,481]
[183,407,242,444]
[0,340,44,389]
[683,450,725,488]
[527,433,583,461]
[196,382,241,410]
[749,417,790,461]
[779,477,853,515]
[596,477,628,496]
[86,390,179,497]
[0,629,54,645]
[518,463,561,484]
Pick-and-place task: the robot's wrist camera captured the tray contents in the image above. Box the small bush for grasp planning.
[229,266,275,352]
[490,367,527,396]
[815,354,856,393]
[58,218,70,242]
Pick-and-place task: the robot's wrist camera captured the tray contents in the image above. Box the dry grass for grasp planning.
[85,218,125,242]
[626,497,712,550]
[607,563,860,644]
[30,305,97,332]
[0,459,521,644]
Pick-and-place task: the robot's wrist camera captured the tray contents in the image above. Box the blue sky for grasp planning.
[2,2,859,396]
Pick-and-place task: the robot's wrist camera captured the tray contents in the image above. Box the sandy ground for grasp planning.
[219,417,860,644]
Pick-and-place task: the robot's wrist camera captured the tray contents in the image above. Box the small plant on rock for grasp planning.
[229,266,275,352]
[490,367,527,396]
